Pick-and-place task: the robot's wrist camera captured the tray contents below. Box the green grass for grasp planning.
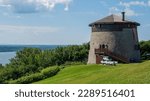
[34,60,150,84]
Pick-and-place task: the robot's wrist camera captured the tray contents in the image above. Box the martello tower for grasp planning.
[88,12,140,64]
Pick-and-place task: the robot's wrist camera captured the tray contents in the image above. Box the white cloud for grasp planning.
[0,25,61,34]
[0,24,86,45]
[0,0,72,13]
[120,1,147,7]
[0,25,64,44]
[109,6,138,17]
[100,1,108,7]
[124,8,138,16]
[109,7,120,15]
[118,0,150,17]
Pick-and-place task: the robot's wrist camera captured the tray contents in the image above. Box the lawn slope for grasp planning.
[34,61,150,84]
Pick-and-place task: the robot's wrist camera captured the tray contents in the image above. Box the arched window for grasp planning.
[102,44,105,49]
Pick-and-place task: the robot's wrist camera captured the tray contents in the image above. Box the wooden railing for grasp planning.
[95,48,129,63]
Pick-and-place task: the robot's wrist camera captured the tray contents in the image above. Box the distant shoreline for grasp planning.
[0,45,62,65]
[0,45,63,52]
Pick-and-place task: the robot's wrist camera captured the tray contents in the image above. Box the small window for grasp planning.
[100,44,108,49]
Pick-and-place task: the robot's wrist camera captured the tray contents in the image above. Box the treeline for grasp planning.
[0,43,89,83]
[139,40,150,60]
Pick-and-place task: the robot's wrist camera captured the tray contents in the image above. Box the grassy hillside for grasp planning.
[34,60,150,84]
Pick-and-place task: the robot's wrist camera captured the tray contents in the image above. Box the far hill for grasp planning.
[34,60,150,84]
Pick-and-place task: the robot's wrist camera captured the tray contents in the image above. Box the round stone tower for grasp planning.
[88,12,140,64]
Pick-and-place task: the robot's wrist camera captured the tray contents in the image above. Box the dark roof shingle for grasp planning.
[89,14,140,26]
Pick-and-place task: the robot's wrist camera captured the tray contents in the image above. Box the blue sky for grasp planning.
[0,0,149,45]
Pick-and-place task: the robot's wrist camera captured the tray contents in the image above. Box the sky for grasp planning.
[0,0,149,45]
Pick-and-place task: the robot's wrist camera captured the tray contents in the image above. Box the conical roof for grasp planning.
[89,14,140,26]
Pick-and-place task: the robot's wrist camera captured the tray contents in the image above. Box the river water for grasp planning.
[0,45,61,65]
[0,52,16,65]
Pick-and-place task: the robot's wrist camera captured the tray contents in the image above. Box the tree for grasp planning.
[0,42,90,83]
[140,40,150,60]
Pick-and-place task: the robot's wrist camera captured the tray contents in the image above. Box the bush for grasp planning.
[8,73,44,84]
[0,67,19,83]
[8,66,60,84]
[41,66,60,78]
[140,40,150,60]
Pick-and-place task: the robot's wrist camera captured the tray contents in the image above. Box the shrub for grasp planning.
[41,66,60,78]
[140,40,150,60]
[8,66,60,84]
[8,73,44,84]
